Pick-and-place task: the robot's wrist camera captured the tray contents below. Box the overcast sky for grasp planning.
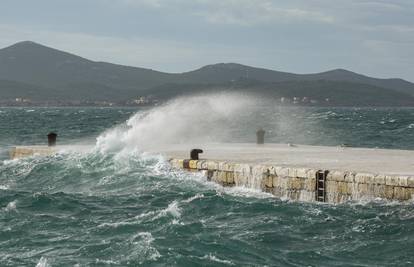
[1,0,413,81]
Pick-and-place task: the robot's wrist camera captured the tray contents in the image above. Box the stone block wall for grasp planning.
[169,159,414,204]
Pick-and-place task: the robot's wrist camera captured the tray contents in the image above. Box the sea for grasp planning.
[1,93,414,266]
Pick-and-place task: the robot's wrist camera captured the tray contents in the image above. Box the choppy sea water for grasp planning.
[1,94,414,266]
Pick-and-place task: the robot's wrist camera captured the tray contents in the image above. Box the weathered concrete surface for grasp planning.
[10,146,56,159]
[9,145,91,160]
[149,143,414,176]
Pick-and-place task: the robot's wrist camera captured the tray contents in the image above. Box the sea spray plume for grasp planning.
[96,92,261,153]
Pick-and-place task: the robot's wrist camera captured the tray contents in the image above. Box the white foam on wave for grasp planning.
[36,257,50,267]
[167,167,274,200]
[3,200,17,212]
[2,158,20,165]
[95,259,119,265]
[2,200,17,215]
[0,184,9,190]
[183,193,204,203]
[216,184,274,199]
[159,200,181,218]
[111,149,169,175]
[97,220,138,229]
[98,200,182,229]
[130,232,161,262]
[201,254,235,265]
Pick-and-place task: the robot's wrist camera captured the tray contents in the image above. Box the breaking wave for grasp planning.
[95,93,263,153]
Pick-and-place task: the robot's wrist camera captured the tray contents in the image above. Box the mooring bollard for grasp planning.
[47,132,57,147]
[190,149,203,160]
[256,128,265,144]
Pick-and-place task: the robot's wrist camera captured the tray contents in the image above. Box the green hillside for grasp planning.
[1,41,414,106]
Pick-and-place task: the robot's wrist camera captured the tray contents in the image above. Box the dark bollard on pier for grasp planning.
[47,132,57,147]
[256,128,265,144]
[190,149,203,160]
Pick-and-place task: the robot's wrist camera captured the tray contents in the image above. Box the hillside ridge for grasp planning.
[1,41,414,106]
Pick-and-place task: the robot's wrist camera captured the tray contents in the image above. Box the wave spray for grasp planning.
[96,92,261,153]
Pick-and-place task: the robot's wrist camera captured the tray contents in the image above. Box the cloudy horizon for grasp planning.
[1,0,413,81]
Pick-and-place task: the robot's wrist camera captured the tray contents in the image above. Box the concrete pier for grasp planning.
[10,146,56,159]
[160,143,414,203]
[8,145,91,159]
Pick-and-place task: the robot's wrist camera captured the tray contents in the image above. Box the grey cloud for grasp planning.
[114,0,335,25]
[0,0,413,81]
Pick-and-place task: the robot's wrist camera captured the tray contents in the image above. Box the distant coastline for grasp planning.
[1,41,414,107]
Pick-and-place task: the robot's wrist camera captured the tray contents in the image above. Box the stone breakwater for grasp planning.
[169,159,414,204]
[8,144,414,204]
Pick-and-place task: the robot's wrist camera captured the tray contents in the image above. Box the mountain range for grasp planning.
[1,41,414,106]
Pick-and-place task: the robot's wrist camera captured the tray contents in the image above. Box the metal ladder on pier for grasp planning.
[316,170,329,202]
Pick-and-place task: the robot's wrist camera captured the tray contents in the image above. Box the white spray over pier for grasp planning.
[9,93,414,203]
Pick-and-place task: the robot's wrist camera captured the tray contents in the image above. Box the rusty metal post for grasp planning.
[190,149,203,160]
[47,132,57,147]
[256,128,265,144]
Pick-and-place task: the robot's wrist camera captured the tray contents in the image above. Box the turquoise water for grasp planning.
[1,96,414,266]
